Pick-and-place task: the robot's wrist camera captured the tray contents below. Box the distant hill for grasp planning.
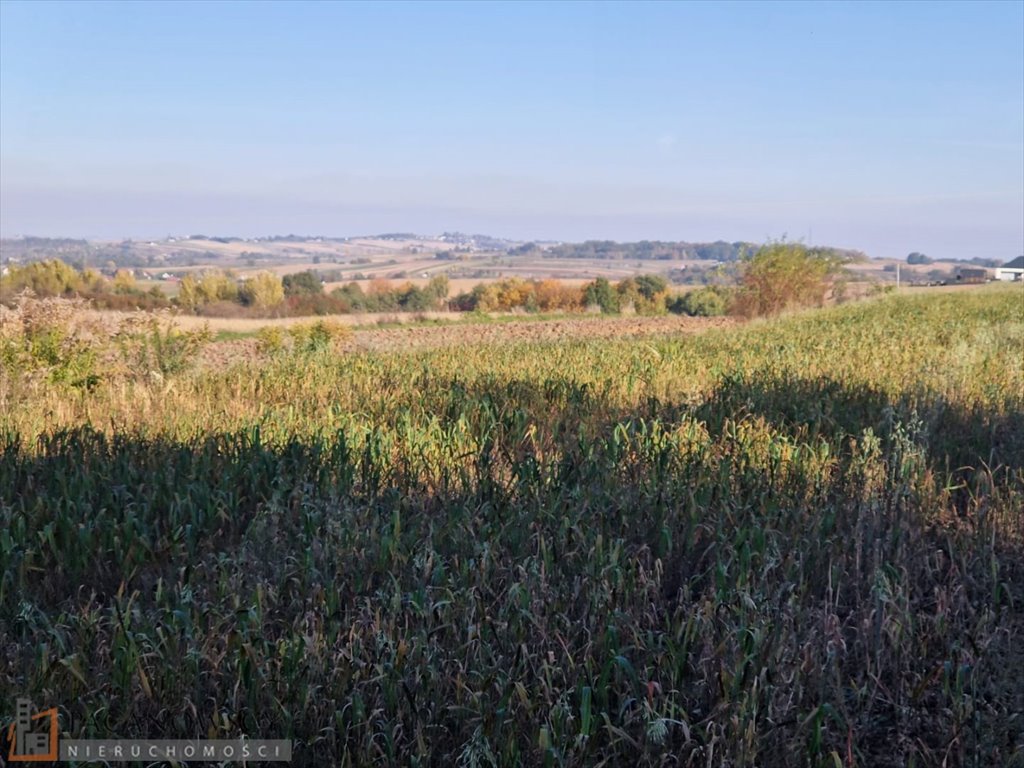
[507,239,867,263]
[1,233,868,272]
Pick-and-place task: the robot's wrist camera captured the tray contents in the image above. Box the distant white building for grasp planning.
[993,256,1024,282]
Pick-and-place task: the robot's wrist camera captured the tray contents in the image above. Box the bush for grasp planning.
[668,286,730,317]
[239,272,285,309]
[582,278,619,313]
[533,279,582,311]
[112,269,136,294]
[290,320,351,354]
[255,326,288,356]
[618,275,668,315]
[115,318,212,380]
[731,241,847,318]
[0,296,101,389]
[634,274,667,301]
[0,260,90,299]
[448,290,478,312]
[259,321,352,357]
[176,270,239,311]
[283,270,323,296]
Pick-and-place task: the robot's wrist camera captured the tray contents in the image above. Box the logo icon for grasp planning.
[4,698,291,763]
[6,698,58,762]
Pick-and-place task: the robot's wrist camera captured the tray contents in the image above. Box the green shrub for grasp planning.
[0,296,100,389]
[283,270,323,297]
[731,241,848,318]
[667,286,729,316]
[239,272,285,308]
[582,277,620,313]
[257,320,353,358]
[0,259,92,299]
[289,320,350,354]
[115,318,212,380]
[256,326,288,356]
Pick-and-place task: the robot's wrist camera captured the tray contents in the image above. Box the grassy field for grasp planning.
[1,286,1022,766]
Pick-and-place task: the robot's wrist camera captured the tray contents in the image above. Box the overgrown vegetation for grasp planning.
[2,287,1021,766]
[0,258,171,311]
[732,241,849,318]
[666,285,731,317]
[256,319,352,357]
[0,296,211,390]
[331,275,451,313]
[114,317,214,380]
[2,251,861,321]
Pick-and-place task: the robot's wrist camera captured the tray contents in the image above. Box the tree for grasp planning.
[112,269,136,294]
[534,279,579,311]
[195,270,238,304]
[583,278,619,313]
[177,275,200,310]
[495,278,531,310]
[907,252,933,265]
[425,275,450,304]
[616,278,640,312]
[80,268,107,293]
[397,283,433,311]
[634,274,668,301]
[240,271,285,308]
[667,286,729,317]
[617,274,668,315]
[283,270,322,296]
[0,259,84,297]
[471,283,502,312]
[176,271,237,310]
[731,241,846,318]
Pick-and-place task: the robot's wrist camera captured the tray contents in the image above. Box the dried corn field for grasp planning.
[1,286,1023,766]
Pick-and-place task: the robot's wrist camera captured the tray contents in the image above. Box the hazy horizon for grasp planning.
[2,1,1022,260]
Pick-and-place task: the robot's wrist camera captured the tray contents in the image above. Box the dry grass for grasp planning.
[75,307,458,333]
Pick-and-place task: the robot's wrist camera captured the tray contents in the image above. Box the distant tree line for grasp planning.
[511,240,754,262]
[175,270,456,317]
[907,252,1003,269]
[0,260,171,311]
[2,243,851,320]
[512,240,753,262]
[508,240,870,267]
[447,275,731,317]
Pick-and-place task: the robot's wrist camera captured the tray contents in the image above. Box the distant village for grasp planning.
[0,234,1022,287]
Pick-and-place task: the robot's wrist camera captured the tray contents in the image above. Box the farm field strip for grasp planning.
[1,286,1022,766]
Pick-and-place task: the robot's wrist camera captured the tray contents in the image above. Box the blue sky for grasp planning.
[1,0,1021,259]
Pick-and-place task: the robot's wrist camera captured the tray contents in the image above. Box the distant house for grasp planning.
[994,256,1024,282]
[956,267,989,284]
